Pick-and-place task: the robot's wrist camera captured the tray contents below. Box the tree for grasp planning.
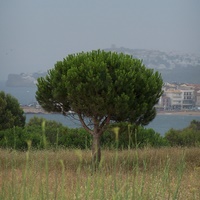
[36,50,163,164]
[0,91,25,130]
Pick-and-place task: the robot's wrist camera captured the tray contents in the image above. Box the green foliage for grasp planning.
[0,117,169,150]
[26,116,63,145]
[102,122,169,149]
[26,116,91,149]
[165,120,200,147]
[0,91,25,131]
[0,117,64,150]
[190,120,200,130]
[27,116,63,127]
[1,117,200,150]
[36,50,163,162]
[0,126,41,150]
[58,127,92,149]
[36,50,163,127]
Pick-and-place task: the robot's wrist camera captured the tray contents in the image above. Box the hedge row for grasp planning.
[0,117,169,150]
[2,117,199,150]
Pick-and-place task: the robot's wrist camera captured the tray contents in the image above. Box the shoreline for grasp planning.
[22,106,200,116]
[21,106,49,114]
[157,111,200,116]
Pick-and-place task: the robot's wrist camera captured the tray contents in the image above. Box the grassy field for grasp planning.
[0,147,200,200]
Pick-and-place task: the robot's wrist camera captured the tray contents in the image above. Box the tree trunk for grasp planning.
[92,133,101,168]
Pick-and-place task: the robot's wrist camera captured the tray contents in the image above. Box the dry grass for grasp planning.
[0,147,200,199]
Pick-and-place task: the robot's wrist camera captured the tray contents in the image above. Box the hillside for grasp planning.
[5,48,200,86]
[5,72,46,87]
[105,47,200,83]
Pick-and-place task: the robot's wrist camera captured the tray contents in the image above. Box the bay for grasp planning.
[1,82,200,136]
[0,81,37,105]
[25,113,200,136]
[25,113,82,129]
[146,114,200,135]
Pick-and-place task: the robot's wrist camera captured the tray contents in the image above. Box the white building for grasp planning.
[196,90,200,108]
[160,84,195,110]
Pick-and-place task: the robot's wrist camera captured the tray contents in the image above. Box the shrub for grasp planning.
[0,126,42,150]
[102,122,169,149]
[58,127,92,149]
[165,120,200,147]
[26,116,64,146]
[0,117,169,150]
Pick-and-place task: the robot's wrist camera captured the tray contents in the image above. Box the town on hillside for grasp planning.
[156,83,200,111]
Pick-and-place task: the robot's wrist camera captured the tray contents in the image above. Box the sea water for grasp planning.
[0,81,37,105]
[1,81,200,136]
[24,113,200,136]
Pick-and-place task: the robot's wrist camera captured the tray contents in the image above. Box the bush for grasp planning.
[58,127,92,149]
[165,120,200,147]
[27,116,63,144]
[102,122,169,149]
[26,117,92,149]
[0,126,42,150]
[0,117,169,150]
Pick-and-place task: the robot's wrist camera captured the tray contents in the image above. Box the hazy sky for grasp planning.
[0,0,200,80]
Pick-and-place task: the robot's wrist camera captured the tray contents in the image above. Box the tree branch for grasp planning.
[77,112,93,135]
[99,115,111,134]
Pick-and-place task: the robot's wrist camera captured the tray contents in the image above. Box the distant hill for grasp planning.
[5,48,200,86]
[105,47,200,83]
[6,72,47,87]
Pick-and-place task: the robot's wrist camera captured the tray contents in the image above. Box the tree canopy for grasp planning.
[36,50,163,163]
[0,91,25,131]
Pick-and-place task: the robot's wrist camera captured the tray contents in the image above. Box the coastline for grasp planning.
[21,106,49,114]
[21,106,200,116]
[157,110,200,116]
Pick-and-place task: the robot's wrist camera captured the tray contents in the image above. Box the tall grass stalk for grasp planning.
[113,126,120,195]
[42,120,47,149]
[172,151,186,200]
[60,159,66,200]
[0,147,200,199]
[13,126,16,150]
